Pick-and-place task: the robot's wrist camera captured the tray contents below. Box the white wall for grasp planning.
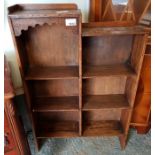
[4,0,89,90]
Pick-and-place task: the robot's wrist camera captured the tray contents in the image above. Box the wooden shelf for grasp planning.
[83,121,123,136]
[25,66,79,80]
[83,64,135,78]
[82,25,149,36]
[83,94,129,111]
[9,8,81,19]
[33,96,79,112]
[37,121,79,138]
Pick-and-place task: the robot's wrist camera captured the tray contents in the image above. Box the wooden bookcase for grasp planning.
[82,23,148,144]
[8,4,148,150]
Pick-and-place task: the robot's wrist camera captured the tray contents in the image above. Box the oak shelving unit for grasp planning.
[82,23,148,147]
[8,4,148,150]
[8,4,82,150]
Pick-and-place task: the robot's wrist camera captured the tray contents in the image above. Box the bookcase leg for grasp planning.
[34,138,40,152]
[119,134,127,150]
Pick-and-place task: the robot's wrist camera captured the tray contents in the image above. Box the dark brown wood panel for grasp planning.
[83,121,123,136]
[35,111,79,138]
[83,77,126,95]
[22,23,79,67]
[37,121,79,138]
[83,94,129,110]
[83,35,133,65]
[83,110,121,121]
[31,79,79,97]
[33,96,79,112]
[37,111,79,122]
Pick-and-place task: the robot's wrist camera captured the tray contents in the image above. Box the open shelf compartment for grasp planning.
[37,121,79,138]
[35,111,79,138]
[82,34,136,78]
[16,17,80,80]
[83,120,123,136]
[28,79,79,112]
[82,74,130,109]
[82,110,124,136]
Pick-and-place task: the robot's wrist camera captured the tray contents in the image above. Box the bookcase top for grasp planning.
[8,4,81,19]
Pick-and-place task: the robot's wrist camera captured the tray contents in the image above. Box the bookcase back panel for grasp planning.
[82,35,133,65]
[83,110,121,121]
[30,79,79,97]
[37,111,79,122]
[35,111,79,136]
[83,77,127,95]
[21,22,79,67]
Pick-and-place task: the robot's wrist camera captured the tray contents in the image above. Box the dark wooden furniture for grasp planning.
[88,0,151,134]
[8,4,148,150]
[89,0,150,24]
[8,4,82,151]
[4,56,30,155]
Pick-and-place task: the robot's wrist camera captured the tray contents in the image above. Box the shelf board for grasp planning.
[83,64,135,78]
[9,8,81,19]
[82,25,150,36]
[83,121,123,136]
[25,66,79,80]
[37,121,79,138]
[33,96,79,112]
[83,94,129,111]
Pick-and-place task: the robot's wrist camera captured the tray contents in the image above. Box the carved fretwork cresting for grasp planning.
[12,17,79,36]
[12,18,62,36]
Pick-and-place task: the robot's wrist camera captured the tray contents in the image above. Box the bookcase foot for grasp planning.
[119,135,127,150]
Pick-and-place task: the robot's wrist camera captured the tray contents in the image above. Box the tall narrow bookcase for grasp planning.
[82,23,148,148]
[8,4,82,150]
[8,4,148,150]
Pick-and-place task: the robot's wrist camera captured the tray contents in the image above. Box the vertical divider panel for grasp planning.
[126,34,148,108]
[79,14,82,136]
[120,34,148,135]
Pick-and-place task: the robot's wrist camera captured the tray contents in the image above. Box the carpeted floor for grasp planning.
[15,95,151,155]
[27,129,151,155]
